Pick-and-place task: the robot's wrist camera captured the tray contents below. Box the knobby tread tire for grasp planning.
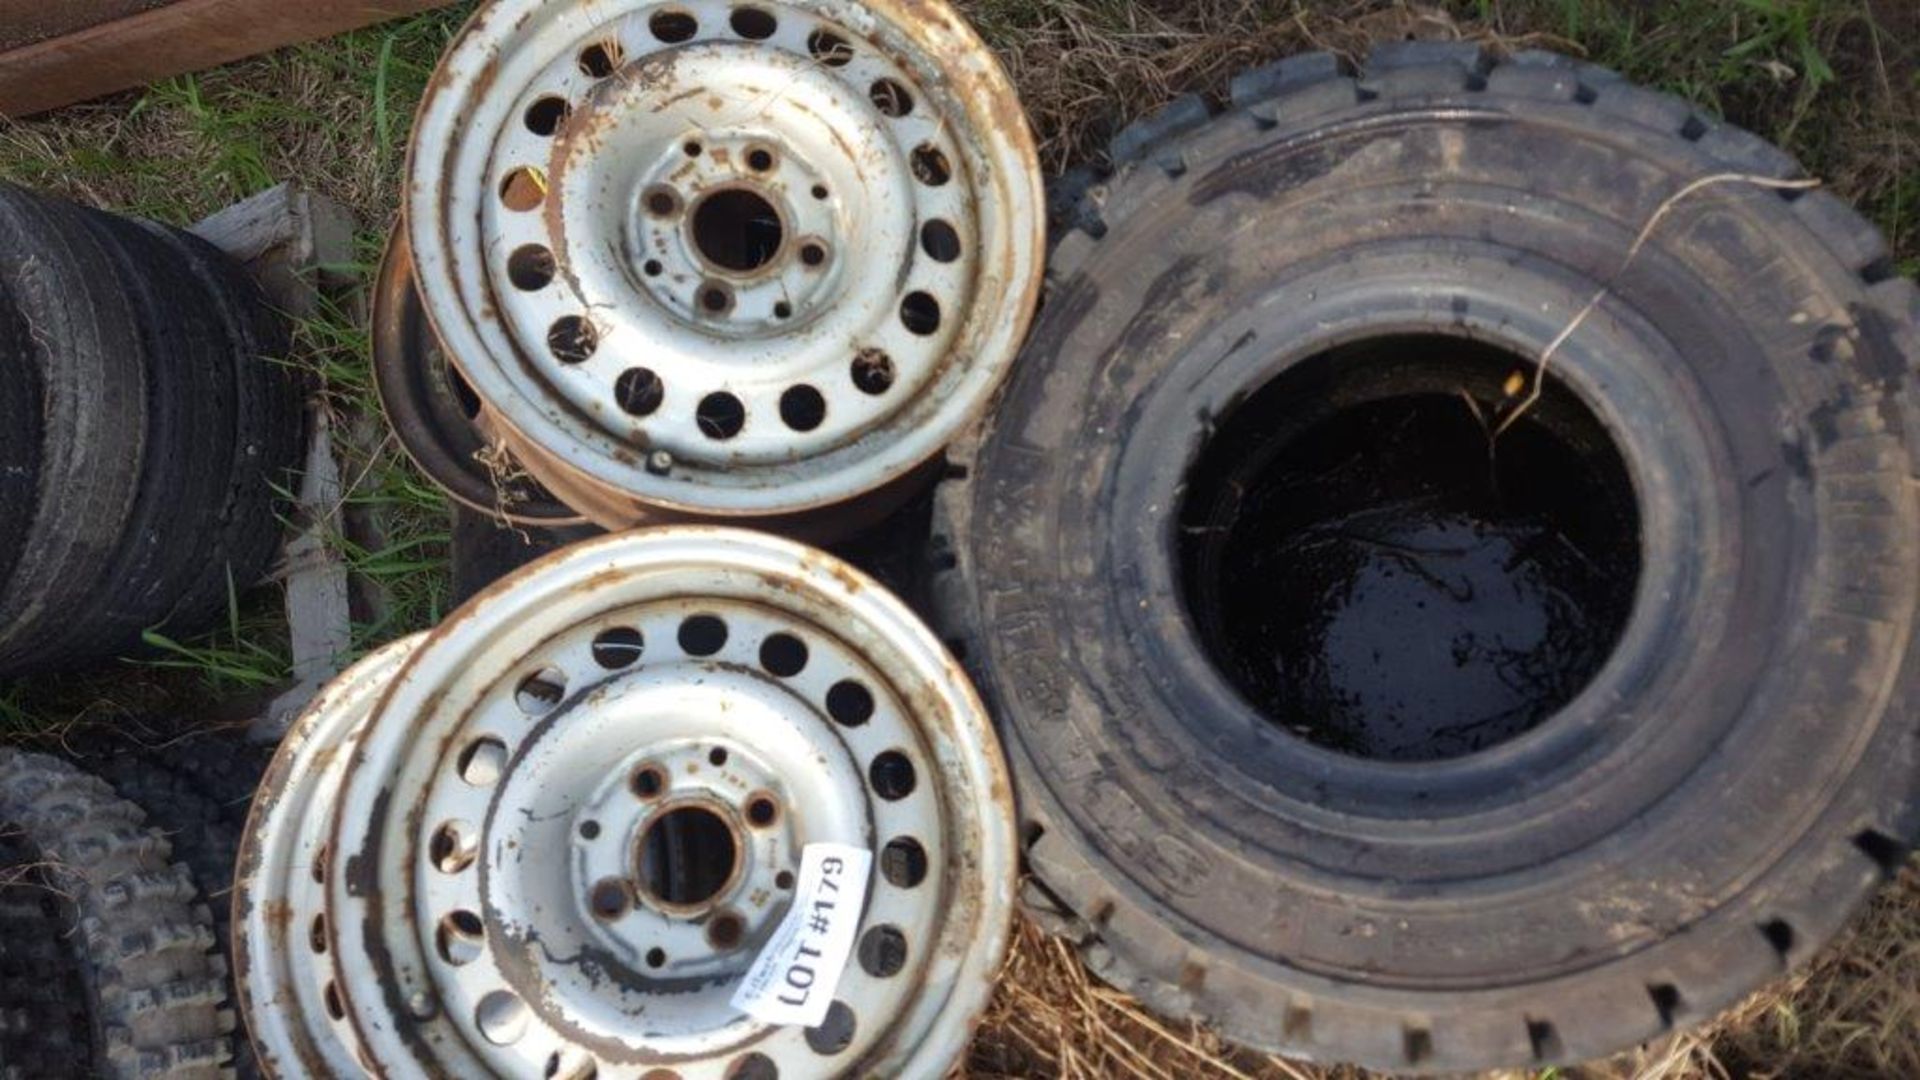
[932,44,1920,1073]
[0,834,94,1080]
[0,750,236,1079]
[88,733,270,1080]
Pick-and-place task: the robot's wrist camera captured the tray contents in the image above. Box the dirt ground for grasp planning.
[1,1,1915,1077]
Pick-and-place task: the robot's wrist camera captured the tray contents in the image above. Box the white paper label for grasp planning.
[730,842,873,1027]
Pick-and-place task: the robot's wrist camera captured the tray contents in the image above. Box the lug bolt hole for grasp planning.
[590,878,631,920]
[746,795,779,827]
[707,910,746,950]
[632,764,667,800]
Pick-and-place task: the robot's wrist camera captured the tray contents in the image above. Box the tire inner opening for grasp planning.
[691,188,784,272]
[1178,334,1641,763]
[636,804,737,906]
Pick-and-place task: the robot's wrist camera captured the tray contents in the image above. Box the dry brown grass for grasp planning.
[1,1,1916,1077]
[964,866,1920,1079]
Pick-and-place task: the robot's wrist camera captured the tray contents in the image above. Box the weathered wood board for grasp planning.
[0,0,456,118]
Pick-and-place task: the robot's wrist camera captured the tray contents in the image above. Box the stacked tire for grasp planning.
[0,184,302,678]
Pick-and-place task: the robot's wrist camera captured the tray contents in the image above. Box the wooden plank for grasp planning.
[0,0,456,118]
[0,1,169,53]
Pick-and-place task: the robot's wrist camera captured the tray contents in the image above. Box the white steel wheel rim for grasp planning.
[409,0,1042,517]
[325,528,1014,1078]
[236,636,426,1079]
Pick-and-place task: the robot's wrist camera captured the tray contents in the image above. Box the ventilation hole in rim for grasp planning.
[646,947,667,968]
[437,910,484,966]
[760,632,808,676]
[679,613,729,656]
[499,166,547,212]
[811,184,829,200]
[730,6,777,39]
[826,679,874,725]
[457,736,508,786]
[644,259,664,277]
[548,316,598,364]
[708,746,730,766]
[650,9,698,42]
[591,625,646,668]
[910,144,951,186]
[324,981,345,1020]
[311,842,327,884]
[900,292,941,336]
[807,29,853,65]
[880,836,927,888]
[780,385,826,431]
[615,368,665,417]
[870,78,913,117]
[515,668,568,713]
[805,1001,857,1055]
[579,40,624,78]
[851,348,894,395]
[579,819,601,839]
[507,244,556,290]
[697,392,746,439]
[869,751,916,799]
[776,870,795,889]
[774,301,793,320]
[920,220,961,263]
[858,924,908,977]
[309,913,328,954]
[524,96,571,136]
[477,990,531,1045]
[746,795,779,827]
[684,140,704,157]
[430,819,479,874]
[727,1053,778,1080]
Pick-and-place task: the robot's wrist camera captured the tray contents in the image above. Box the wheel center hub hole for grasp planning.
[690,188,784,272]
[635,804,738,907]
[1178,334,1642,763]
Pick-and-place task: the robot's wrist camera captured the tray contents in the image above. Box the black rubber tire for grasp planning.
[0,749,236,1078]
[16,208,243,669]
[0,273,43,595]
[933,44,1920,1073]
[87,732,273,1080]
[136,221,303,637]
[0,834,95,1080]
[0,185,301,676]
[0,185,150,673]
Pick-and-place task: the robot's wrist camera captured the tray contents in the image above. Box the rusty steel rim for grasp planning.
[371,225,587,527]
[406,0,1042,526]
[238,528,1015,1079]
[235,635,426,1078]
